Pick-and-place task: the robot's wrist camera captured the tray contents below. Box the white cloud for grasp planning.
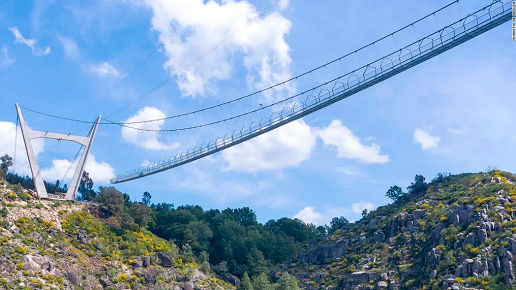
[413,128,440,150]
[139,0,293,97]
[1,45,15,66]
[121,106,180,150]
[317,120,390,164]
[84,155,115,183]
[8,27,51,56]
[40,154,115,183]
[140,159,151,167]
[0,121,44,176]
[448,128,465,135]
[57,35,79,60]
[350,201,375,214]
[293,202,376,225]
[222,119,316,172]
[91,62,122,77]
[293,206,322,224]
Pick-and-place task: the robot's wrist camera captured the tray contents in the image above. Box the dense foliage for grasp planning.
[149,204,317,277]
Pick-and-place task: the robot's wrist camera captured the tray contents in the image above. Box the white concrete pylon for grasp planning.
[15,104,101,200]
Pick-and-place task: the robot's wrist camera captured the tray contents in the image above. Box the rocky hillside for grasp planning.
[276,170,516,290]
[0,181,234,290]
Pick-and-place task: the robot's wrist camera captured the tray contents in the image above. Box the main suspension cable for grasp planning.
[20,1,461,129]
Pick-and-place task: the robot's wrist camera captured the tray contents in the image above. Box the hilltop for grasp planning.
[278,170,516,290]
[0,182,236,290]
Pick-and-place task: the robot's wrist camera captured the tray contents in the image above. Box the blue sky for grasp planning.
[0,0,514,224]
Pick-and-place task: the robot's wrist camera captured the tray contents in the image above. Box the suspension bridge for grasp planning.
[14,0,513,198]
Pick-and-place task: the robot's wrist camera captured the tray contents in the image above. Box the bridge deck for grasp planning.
[112,1,512,183]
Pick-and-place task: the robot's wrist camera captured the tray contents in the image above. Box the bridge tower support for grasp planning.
[15,104,101,201]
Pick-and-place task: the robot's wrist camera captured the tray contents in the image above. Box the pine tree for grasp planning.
[276,272,300,290]
[252,273,273,290]
[238,272,254,290]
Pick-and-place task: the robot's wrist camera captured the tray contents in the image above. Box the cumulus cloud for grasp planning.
[91,62,122,77]
[413,128,440,150]
[0,121,44,176]
[350,201,375,214]
[121,107,180,150]
[140,0,293,97]
[293,206,322,224]
[40,154,115,183]
[293,202,376,225]
[317,120,390,164]
[1,45,15,66]
[8,27,50,56]
[57,35,80,60]
[222,119,316,172]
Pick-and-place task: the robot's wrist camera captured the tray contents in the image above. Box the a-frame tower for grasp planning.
[15,104,101,200]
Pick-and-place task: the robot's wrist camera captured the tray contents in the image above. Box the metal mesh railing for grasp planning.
[112,0,512,183]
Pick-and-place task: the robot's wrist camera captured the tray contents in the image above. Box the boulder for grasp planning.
[380,273,388,281]
[23,260,40,272]
[458,210,470,225]
[99,277,113,287]
[66,270,81,286]
[223,273,240,286]
[351,272,369,284]
[143,267,158,284]
[193,269,206,280]
[298,239,349,264]
[131,257,143,268]
[156,252,173,267]
[42,261,55,272]
[373,231,386,243]
[142,256,151,267]
[378,281,388,288]
[478,228,488,244]
[77,231,89,244]
[412,209,425,220]
[443,274,455,284]
[181,281,194,290]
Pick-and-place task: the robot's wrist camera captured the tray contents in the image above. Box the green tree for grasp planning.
[407,175,428,195]
[329,216,349,233]
[213,261,228,275]
[199,250,211,272]
[0,154,13,180]
[252,273,273,290]
[142,191,152,206]
[130,203,152,231]
[78,171,95,201]
[246,247,268,277]
[239,272,254,290]
[119,211,136,231]
[199,251,209,264]
[361,209,369,218]
[96,186,124,216]
[184,220,213,252]
[385,185,404,202]
[182,243,194,263]
[224,207,258,227]
[276,273,300,290]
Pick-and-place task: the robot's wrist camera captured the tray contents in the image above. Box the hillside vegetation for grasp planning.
[277,170,516,290]
[3,153,516,290]
[0,181,301,290]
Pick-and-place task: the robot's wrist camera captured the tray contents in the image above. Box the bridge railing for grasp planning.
[111,0,511,183]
